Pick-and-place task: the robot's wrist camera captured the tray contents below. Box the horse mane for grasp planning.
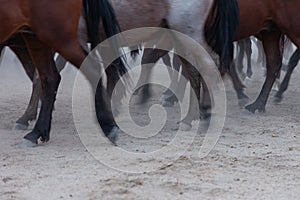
[204,0,240,73]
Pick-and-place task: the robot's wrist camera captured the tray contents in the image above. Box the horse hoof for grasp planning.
[244,104,256,114]
[16,139,37,148]
[107,127,120,145]
[238,98,249,108]
[244,104,265,114]
[14,123,28,131]
[273,96,283,104]
[179,122,192,131]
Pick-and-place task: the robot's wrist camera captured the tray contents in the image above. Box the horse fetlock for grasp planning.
[107,126,120,145]
[245,103,266,114]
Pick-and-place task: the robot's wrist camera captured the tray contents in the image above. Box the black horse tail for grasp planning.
[83,0,128,76]
[204,0,240,73]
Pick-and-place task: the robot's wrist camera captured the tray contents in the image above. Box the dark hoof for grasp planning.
[245,104,265,114]
[14,123,29,131]
[273,95,283,104]
[23,133,39,145]
[107,127,120,145]
[16,139,38,148]
[238,98,250,108]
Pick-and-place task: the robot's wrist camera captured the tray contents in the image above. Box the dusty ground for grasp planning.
[0,47,299,200]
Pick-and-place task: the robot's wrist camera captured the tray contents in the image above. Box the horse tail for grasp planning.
[83,0,128,76]
[204,0,240,73]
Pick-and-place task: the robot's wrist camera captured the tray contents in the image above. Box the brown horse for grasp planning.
[0,0,128,146]
[206,0,300,113]
[9,0,169,130]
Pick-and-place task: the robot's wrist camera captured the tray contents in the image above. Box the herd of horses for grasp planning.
[1,0,300,147]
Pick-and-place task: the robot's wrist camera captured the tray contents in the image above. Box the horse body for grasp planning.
[166,0,211,43]
[0,0,83,65]
[0,0,126,145]
[204,0,300,113]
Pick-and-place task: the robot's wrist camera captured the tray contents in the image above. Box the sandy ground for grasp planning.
[0,47,300,200]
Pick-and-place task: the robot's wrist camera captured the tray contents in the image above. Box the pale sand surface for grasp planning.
[0,48,299,200]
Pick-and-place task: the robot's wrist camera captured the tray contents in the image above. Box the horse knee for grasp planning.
[42,74,61,95]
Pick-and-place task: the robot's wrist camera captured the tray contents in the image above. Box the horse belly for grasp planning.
[166,0,212,44]
[236,0,270,39]
[0,0,29,43]
[112,0,169,30]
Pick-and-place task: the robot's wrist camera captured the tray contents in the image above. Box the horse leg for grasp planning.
[8,44,40,130]
[274,48,300,103]
[11,47,67,130]
[161,53,173,97]
[22,35,60,145]
[198,76,211,132]
[134,48,169,104]
[256,39,266,68]
[160,54,181,107]
[174,55,189,102]
[245,31,282,113]
[245,37,253,79]
[228,62,249,108]
[235,40,246,80]
[178,58,201,131]
[0,46,5,66]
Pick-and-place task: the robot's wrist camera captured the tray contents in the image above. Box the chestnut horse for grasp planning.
[0,0,128,146]
[206,0,300,113]
[7,0,169,130]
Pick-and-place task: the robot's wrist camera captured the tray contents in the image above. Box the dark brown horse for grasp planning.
[206,0,300,113]
[0,0,128,146]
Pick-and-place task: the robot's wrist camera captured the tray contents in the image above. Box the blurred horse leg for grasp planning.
[235,40,246,80]
[22,34,61,144]
[244,38,253,79]
[228,62,249,108]
[134,48,169,103]
[160,54,181,107]
[245,31,282,113]
[0,46,4,66]
[178,58,200,131]
[274,49,300,103]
